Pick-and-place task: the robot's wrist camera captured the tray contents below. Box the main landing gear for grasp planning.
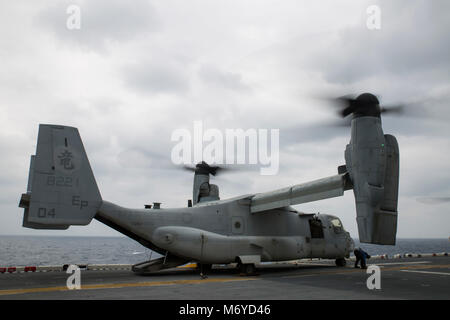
[335,258,347,267]
[238,262,257,276]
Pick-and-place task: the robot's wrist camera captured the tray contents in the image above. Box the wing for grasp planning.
[250,172,352,213]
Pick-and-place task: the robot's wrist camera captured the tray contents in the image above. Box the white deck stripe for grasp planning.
[373,261,431,266]
[400,270,450,276]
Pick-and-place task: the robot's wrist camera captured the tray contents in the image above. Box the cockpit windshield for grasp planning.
[330,218,343,233]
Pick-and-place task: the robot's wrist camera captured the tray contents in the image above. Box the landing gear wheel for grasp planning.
[335,258,346,267]
[238,263,256,276]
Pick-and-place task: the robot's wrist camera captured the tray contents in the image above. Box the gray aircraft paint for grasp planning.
[345,117,399,244]
[19,115,399,271]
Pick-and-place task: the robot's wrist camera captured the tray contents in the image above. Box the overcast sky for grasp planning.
[1,0,449,240]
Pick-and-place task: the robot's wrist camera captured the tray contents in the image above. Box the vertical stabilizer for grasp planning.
[19,124,102,229]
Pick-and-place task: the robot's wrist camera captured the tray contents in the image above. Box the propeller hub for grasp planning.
[195,161,220,176]
[339,93,381,119]
[353,93,381,118]
[323,91,405,127]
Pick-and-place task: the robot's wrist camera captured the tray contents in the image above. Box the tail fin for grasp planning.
[19,124,102,229]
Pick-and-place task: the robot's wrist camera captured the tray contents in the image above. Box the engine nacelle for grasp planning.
[345,117,399,245]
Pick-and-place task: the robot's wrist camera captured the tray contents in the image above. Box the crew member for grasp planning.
[354,248,370,269]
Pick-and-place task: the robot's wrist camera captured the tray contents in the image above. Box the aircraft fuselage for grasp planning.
[95,195,354,264]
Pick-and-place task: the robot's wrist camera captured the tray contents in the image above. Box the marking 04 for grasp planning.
[38,207,56,218]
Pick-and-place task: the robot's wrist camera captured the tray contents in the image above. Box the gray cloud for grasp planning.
[121,60,190,95]
[37,0,160,52]
[1,0,449,239]
[306,0,450,85]
[198,65,250,92]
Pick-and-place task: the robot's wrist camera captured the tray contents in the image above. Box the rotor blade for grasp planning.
[322,95,355,117]
[318,94,356,106]
[416,197,450,204]
[335,95,355,105]
[326,118,353,127]
[380,104,405,115]
[182,165,196,172]
[341,105,356,118]
[175,162,257,176]
[209,164,259,176]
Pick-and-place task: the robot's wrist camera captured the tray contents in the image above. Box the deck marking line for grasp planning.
[375,261,431,266]
[399,270,450,276]
[282,264,450,279]
[0,277,257,296]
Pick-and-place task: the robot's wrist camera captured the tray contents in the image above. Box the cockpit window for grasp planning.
[330,218,343,233]
[309,218,324,238]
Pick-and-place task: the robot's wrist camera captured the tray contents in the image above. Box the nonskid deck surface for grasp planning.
[0,256,449,300]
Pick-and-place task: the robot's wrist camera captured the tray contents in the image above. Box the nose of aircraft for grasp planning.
[346,232,355,253]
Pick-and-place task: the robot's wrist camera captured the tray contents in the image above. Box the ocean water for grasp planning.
[0,235,448,267]
[0,235,161,267]
[353,238,449,257]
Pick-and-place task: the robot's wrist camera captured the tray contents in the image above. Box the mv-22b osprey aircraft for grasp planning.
[19,93,399,275]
